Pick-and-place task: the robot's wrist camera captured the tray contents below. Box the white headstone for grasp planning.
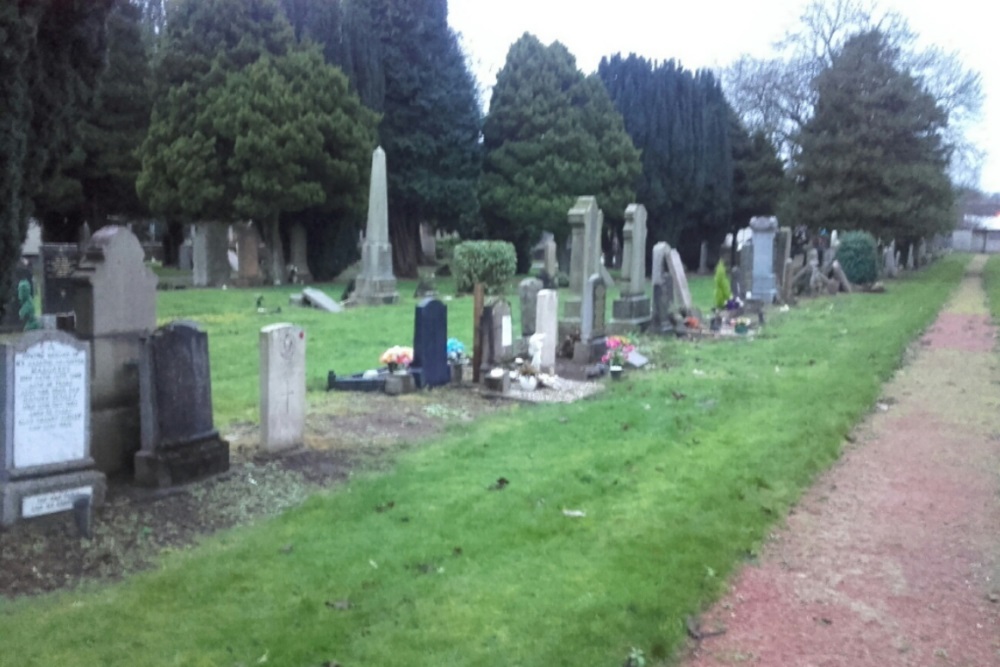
[259,323,307,452]
[536,290,558,373]
[666,249,692,310]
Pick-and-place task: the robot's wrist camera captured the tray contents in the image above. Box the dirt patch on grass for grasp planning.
[0,384,514,598]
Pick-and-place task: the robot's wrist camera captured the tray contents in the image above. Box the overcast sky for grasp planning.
[448,0,1000,192]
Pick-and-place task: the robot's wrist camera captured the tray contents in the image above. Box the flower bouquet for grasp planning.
[725,296,743,311]
[446,338,466,364]
[380,345,413,373]
[602,335,635,373]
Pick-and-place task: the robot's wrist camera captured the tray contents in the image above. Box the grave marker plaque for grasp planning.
[40,244,81,314]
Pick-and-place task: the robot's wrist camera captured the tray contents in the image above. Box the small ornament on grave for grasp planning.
[380,345,413,374]
[17,280,40,331]
[733,316,751,334]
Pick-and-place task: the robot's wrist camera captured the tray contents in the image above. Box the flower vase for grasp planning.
[451,363,465,385]
[609,365,624,380]
[387,362,399,373]
[735,324,749,335]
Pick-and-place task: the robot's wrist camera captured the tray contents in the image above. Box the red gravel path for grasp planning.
[681,260,1000,667]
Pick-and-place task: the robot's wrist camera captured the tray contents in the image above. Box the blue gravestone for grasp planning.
[411,298,449,388]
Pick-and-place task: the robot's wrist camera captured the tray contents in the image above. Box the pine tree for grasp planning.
[481,34,640,271]
[790,30,953,244]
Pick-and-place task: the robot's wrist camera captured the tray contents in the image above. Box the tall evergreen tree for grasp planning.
[790,30,953,245]
[1,0,114,312]
[598,54,732,264]
[481,34,640,271]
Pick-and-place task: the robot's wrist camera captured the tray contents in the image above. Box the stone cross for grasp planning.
[259,323,306,452]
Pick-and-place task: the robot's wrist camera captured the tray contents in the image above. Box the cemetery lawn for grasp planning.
[0,257,966,666]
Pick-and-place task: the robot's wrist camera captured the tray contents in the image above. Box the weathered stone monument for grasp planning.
[136,321,229,487]
[543,238,558,278]
[698,241,709,274]
[651,242,674,329]
[611,203,651,331]
[0,331,106,526]
[773,226,791,294]
[259,323,306,453]
[71,226,157,474]
[575,274,607,364]
[535,290,558,373]
[738,238,754,298]
[666,249,692,311]
[354,146,398,305]
[560,197,604,338]
[749,216,778,302]
[287,222,312,283]
[411,298,449,389]
[478,299,513,376]
[518,277,543,337]
[192,223,230,287]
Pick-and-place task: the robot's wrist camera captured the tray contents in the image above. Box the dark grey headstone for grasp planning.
[478,299,513,374]
[136,321,229,487]
[412,298,449,388]
[40,244,81,314]
[519,278,543,336]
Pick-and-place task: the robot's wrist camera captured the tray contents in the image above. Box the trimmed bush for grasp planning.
[837,231,879,284]
[453,241,517,294]
[713,261,732,309]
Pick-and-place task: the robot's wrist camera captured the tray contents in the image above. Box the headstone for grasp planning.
[0,263,34,333]
[419,222,437,263]
[612,204,652,330]
[235,222,261,284]
[781,259,795,303]
[354,146,399,305]
[535,290,558,373]
[749,216,778,302]
[698,241,709,274]
[906,244,915,270]
[178,241,194,272]
[259,323,306,452]
[0,331,106,526]
[71,227,158,474]
[650,242,673,329]
[739,239,754,298]
[831,260,853,293]
[519,278,543,336]
[288,222,312,283]
[478,299,512,375]
[302,287,343,313]
[575,274,607,364]
[729,267,744,304]
[192,223,231,287]
[40,244,81,314]
[543,238,558,278]
[883,243,898,278]
[135,321,229,487]
[411,298,449,389]
[562,196,601,326]
[666,249,692,310]
[773,227,791,290]
[20,220,42,258]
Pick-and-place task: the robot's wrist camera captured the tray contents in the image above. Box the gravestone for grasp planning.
[478,299,513,375]
[650,242,673,329]
[749,216,778,302]
[411,298,449,389]
[698,241,709,274]
[234,222,260,285]
[774,227,791,292]
[562,196,601,330]
[71,226,158,474]
[40,243,81,315]
[667,249,692,310]
[259,323,306,452]
[739,239,754,298]
[136,321,229,487]
[0,263,34,333]
[543,238,558,278]
[883,242,898,278]
[519,277,543,336]
[535,290,558,373]
[0,331,106,526]
[302,287,343,313]
[906,244,915,270]
[178,241,194,272]
[354,146,399,305]
[192,223,230,287]
[575,274,607,364]
[288,222,312,283]
[611,203,652,331]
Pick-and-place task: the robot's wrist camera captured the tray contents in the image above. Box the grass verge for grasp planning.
[0,256,965,666]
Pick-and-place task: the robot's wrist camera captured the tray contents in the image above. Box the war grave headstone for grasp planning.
[667,249,692,311]
[0,263,35,334]
[611,204,652,332]
[519,278,543,337]
[749,216,778,302]
[136,321,229,487]
[40,243,81,315]
[0,331,106,527]
[354,146,399,305]
[411,298,449,389]
[561,196,601,336]
[574,274,608,364]
[259,323,306,453]
[192,223,230,287]
[536,290,558,373]
[70,226,158,474]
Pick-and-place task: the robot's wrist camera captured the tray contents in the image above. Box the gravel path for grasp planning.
[681,255,1000,667]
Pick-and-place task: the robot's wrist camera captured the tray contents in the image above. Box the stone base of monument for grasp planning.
[481,371,510,396]
[0,469,106,527]
[90,406,141,475]
[133,432,230,488]
[384,372,415,396]
[609,296,652,334]
[352,277,399,305]
[573,337,607,365]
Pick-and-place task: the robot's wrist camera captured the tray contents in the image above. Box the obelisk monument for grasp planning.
[354,146,398,305]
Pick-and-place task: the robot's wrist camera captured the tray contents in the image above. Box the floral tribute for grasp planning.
[380,345,413,372]
[446,338,466,363]
[601,335,635,368]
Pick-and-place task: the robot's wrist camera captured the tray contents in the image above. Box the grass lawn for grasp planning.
[0,256,965,666]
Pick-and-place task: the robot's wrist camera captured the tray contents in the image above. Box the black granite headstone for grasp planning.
[411,298,449,389]
[135,321,229,487]
[40,244,81,314]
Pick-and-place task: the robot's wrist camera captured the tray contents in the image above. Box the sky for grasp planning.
[448,0,1000,192]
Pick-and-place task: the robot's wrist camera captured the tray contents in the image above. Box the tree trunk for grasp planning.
[390,214,419,278]
[265,218,285,285]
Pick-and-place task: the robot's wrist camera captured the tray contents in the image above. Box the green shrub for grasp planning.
[436,235,462,262]
[713,261,732,309]
[837,231,879,284]
[453,241,517,294]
